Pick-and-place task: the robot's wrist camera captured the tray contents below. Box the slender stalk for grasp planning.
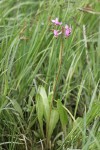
[46,37,63,149]
[51,38,63,105]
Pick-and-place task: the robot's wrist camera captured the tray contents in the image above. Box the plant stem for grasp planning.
[46,37,63,149]
[51,38,63,105]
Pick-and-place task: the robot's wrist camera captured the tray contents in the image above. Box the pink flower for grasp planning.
[52,18,62,25]
[53,30,62,37]
[65,25,72,37]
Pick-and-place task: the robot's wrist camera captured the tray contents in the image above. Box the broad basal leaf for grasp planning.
[38,86,50,122]
[57,100,68,134]
[48,109,59,140]
[36,94,44,137]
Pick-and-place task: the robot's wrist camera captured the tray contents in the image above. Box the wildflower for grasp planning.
[65,25,72,37]
[51,18,72,38]
[52,18,62,25]
[53,30,62,38]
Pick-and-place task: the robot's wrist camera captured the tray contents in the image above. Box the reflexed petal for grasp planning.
[51,18,62,25]
[55,18,58,22]
[52,20,55,23]
[65,25,69,29]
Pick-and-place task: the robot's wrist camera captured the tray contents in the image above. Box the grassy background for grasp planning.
[0,0,100,149]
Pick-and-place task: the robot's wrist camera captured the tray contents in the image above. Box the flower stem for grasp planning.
[46,37,63,149]
[51,37,63,106]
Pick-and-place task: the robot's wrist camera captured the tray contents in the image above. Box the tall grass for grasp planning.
[0,0,100,149]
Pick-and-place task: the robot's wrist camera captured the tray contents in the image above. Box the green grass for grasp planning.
[0,0,100,149]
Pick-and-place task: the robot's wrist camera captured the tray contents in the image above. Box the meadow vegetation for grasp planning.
[0,0,100,149]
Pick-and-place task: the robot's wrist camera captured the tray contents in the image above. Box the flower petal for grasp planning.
[51,18,62,25]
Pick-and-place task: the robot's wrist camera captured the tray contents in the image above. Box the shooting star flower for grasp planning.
[52,18,62,25]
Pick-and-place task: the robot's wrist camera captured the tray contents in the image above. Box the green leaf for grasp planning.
[38,86,50,122]
[57,100,68,134]
[36,94,44,137]
[10,99,23,119]
[48,109,59,140]
[48,92,53,105]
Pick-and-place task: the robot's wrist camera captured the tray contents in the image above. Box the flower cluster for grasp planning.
[51,18,72,38]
